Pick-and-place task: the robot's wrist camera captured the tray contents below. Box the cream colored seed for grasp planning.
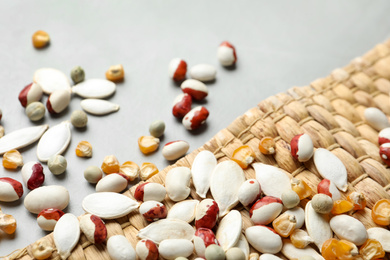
[76,141,93,158]
[0,125,4,138]
[311,194,333,214]
[70,66,85,84]
[47,155,67,175]
[84,166,103,183]
[31,238,53,260]
[71,110,88,128]
[205,244,226,260]
[119,161,140,181]
[26,102,45,121]
[281,190,300,209]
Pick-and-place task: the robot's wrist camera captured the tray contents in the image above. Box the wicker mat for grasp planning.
[5,40,390,260]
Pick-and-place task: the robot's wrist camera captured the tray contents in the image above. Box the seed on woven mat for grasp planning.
[245,225,282,254]
[53,213,80,260]
[82,192,139,219]
[195,198,219,229]
[321,238,359,259]
[190,64,217,82]
[159,239,194,259]
[290,133,314,162]
[136,239,159,260]
[225,247,245,260]
[182,106,209,131]
[134,182,166,202]
[80,99,120,115]
[194,228,218,258]
[364,107,390,131]
[139,200,167,222]
[346,191,366,211]
[281,239,324,260]
[191,150,217,198]
[95,173,129,193]
[210,160,245,217]
[33,68,71,94]
[284,207,305,230]
[217,41,237,67]
[0,124,48,155]
[137,218,195,244]
[317,179,341,201]
[252,163,291,199]
[216,210,242,251]
[180,79,208,101]
[250,196,283,225]
[107,235,136,260]
[281,189,300,209]
[24,185,69,214]
[272,211,297,237]
[290,229,314,249]
[36,121,71,162]
[371,199,390,226]
[162,140,190,161]
[22,161,45,190]
[379,143,390,166]
[367,227,390,252]
[79,214,107,244]
[46,89,71,114]
[313,148,348,192]
[167,199,198,223]
[32,238,53,260]
[0,177,23,202]
[330,215,367,246]
[169,58,187,82]
[259,254,283,260]
[234,233,249,260]
[72,78,116,99]
[311,194,333,214]
[37,208,64,231]
[304,201,332,251]
[18,82,43,107]
[205,244,225,260]
[238,179,261,208]
[378,127,390,145]
[172,93,192,119]
[165,166,191,202]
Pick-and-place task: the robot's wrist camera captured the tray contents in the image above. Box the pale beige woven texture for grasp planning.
[6,40,390,260]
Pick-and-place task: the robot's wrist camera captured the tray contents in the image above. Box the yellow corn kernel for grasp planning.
[3,149,23,169]
[140,162,158,180]
[346,191,366,211]
[359,239,385,259]
[75,141,93,158]
[119,161,140,182]
[231,145,255,169]
[371,199,390,226]
[32,30,50,48]
[272,212,296,237]
[138,136,160,155]
[0,207,16,235]
[101,155,120,174]
[291,178,312,200]
[106,64,124,82]
[331,200,354,215]
[258,137,275,155]
[290,229,313,249]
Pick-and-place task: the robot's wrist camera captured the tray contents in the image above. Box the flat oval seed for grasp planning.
[281,239,325,260]
[162,140,190,161]
[216,210,242,251]
[245,225,282,254]
[191,150,217,198]
[24,185,69,214]
[305,201,332,251]
[72,79,116,99]
[159,239,193,259]
[253,163,291,198]
[33,68,71,94]
[190,64,217,82]
[53,213,80,260]
[367,227,390,252]
[80,99,120,115]
[167,200,198,223]
[37,121,71,162]
[96,173,129,193]
[165,167,191,202]
[330,215,368,246]
[107,235,136,260]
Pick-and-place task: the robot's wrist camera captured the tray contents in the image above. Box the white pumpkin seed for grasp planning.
[245,225,282,254]
[313,148,348,192]
[107,235,136,260]
[364,107,390,131]
[72,79,116,98]
[137,218,195,244]
[304,201,332,251]
[284,207,305,229]
[33,68,71,94]
[165,167,191,202]
[158,239,194,259]
[36,121,71,162]
[234,233,249,260]
[80,99,120,115]
[53,213,80,260]
[216,210,242,251]
[24,185,69,214]
[281,239,325,260]
[210,160,246,216]
[259,254,283,260]
[330,215,368,246]
[253,163,291,198]
[191,150,217,198]
[0,125,48,154]
[82,192,139,219]
[167,200,199,223]
[367,227,390,252]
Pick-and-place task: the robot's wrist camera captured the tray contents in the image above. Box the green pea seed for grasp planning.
[48,155,67,175]
[70,66,85,84]
[84,165,103,184]
[281,189,300,209]
[205,244,225,260]
[225,247,245,260]
[311,194,334,214]
[26,102,45,121]
[71,110,88,128]
[149,120,165,138]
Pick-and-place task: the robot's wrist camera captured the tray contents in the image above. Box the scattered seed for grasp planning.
[311,194,333,214]
[33,68,71,94]
[250,196,283,225]
[182,106,209,130]
[367,227,390,252]
[75,141,93,158]
[21,161,45,190]
[24,185,69,214]
[331,200,354,215]
[330,215,368,246]
[172,93,192,119]
[37,208,64,231]
[195,199,219,229]
[107,235,136,260]
[140,162,159,180]
[281,239,323,260]
[3,149,23,169]
[231,145,255,169]
[46,89,71,114]
[165,166,191,202]
[32,30,50,48]
[169,58,187,82]
[138,136,160,154]
[140,200,167,222]
[0,177,23,202]
[245,225,282,254]
[167,200,198,223]
[0,207,17,235]
[149,120,165,138]
[80,98,120,115]
[346,191,367,210]
[180,79,208,101]
[226,247,245,260]
[281,189,300,209]
[217,41,237,66]
[191,150,217,198]
[190,64,217,82]
[290,229,314,249]
[238,179,262,207]
[106,64,125,82]
[96,173,129,193]
[371,199,390,226]
[48,155,67,175]
[37,121,71,162]
[101,154,120,174]
[70,110,88,128]
[205,244,225,260]
[134,182,166,202]
[291,178,312,200]
[253,163,291,199]
[379,143,390,166]
[70,66,85,84]
[119,161,140,181]
[162,140,190,161]
[159,239,194,260]
[31,238,53,260]
[53,213,80,260]
[317,179,341,201]
[193,228,218,258]
[26,102,45,121]
[136,239,159,260]
[378,127,390,145]
[18,82,43,107]
[72,79,116,99]
[79,214,107,244]
[290,133,314,162]
[84,165,103,184]
[216,210,242,251]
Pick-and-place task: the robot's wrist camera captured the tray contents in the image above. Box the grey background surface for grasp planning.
[1,0,390,255]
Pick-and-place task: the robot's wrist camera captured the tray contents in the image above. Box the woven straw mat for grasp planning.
[5,40,390,260]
